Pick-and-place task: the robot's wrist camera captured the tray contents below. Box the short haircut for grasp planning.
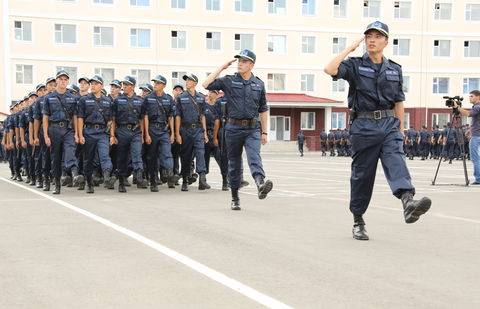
[470,90,480,97]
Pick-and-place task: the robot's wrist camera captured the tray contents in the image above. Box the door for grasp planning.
[276,116,285,141]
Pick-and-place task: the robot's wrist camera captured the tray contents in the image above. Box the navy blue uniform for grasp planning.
[213,97,229,178]
[432,128,441,159]
[42,91,78,180]
[406,128,418,159]
[204,101,224,174]
[333,53,414,216]
[442,127,457,161]
[419,129,431,159]
[206,73,268,190]
[297,132,305,156]
[33,95,51,182]
[4,115,16,177]
[320,131,328,155]
[175,91,207,178]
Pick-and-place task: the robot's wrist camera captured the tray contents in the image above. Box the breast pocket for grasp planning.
[251,85,262,101]
[85,102,95,114]
[231,83,244,99]
[382,73,401,101]
[357,70,377,93]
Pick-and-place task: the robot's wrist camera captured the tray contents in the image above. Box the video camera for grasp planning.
[443,96,463,108]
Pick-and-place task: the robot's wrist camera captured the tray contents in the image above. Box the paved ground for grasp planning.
[0,153,479,308]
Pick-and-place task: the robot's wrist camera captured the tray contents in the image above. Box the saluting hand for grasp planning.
[222,59,236,70]
[349,37,364,52]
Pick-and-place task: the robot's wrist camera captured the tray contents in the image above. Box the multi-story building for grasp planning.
[1,0,479,148]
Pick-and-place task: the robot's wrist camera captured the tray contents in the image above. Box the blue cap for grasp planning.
[364,21,389,37]
[67,84,80,94]
[173,84,184,90]
[45,77,56,84]
[152,75,167,85]
[109,79,121,88]
[234,49,256,63]
[28,91,38,98]
[35,83,46,92]
[140,83,153,92]
[78,76,90,84]
[182,73,198,83]
[122,75,136,86]
[56,70,70,79]
[89,75,104,85]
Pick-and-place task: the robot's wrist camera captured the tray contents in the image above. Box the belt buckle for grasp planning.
[127,124,132,130]
[241,120,248,126]
[373,110,382,120]
[59,122,64,128]
[94,124,100,130]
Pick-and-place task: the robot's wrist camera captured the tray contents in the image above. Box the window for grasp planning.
[130,0,149,6]
[130,28,150,48]
[268,0,286,14]
[94,68,115,85]
[234,33,254,51]
[54,24,76,44]
[302,0,315,16]
[267,35,287,53]
[363,0,380,18]
[301,112,315,130]
[333,0,347,18]
[206,0,220,10]
[432,77,449,94]
[464,41,480,57]
[403,113,410,129]
[267,73,286,91]
[463,78,480,94]
[171,31,186,49]
[432,113,450,127]
[93,26,113,46]
[331,112,346,129]
[206,32,221,50]
[301,74,314,92]
[15,64,33,84]
[332,79,346,92]
[393,38,410,56]
[394,1,411,19]
[403,75,410,93]
[235,0,253,12]
[332,37,346,54]
[302,36,315,53]
[56,66,77,82]
[466,3,480,21]
[131,69,151,85]
[433,40,450,57]
[434,3,451,20]
[93,0,113,3]
[171,0,186,9]
[172,71,187,87]
[14,21,32,41]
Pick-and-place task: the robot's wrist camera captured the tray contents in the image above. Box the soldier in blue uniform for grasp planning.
[320,129,328,156]
[21,92,39,185]
[171,84,184,184]
[431,125,441,159]
[4,103,17,178]
[13,98,27,182]
[334,129,343,156]
[324,21,431,240]
[77,75,115,193]
[405,126,417,160]
[42,70,83,194]
[175,74,210,192]
[140,84,153,99]
[327,129,336,156]
[442,122,457,164]
[297,130,305,156]
[341,129,351,156]
[29,84,46,187]
[203,49,273,210]
[111,76,148,193]
[418,125,431,160]
[142,75,176,192]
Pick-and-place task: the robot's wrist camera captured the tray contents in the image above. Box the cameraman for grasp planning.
[452,90,480,185]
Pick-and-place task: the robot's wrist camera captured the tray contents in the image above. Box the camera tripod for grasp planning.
[432,111,470,186]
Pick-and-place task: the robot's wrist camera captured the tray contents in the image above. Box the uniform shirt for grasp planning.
[297,133,305,143]
[13,112,21,129]
[206,73,268,120]
[42,90,77,122]
[333,53,405,112]
[175,91,205,124]
[77,93,112,125]
[433,129,441,141]
[341,130,350,140]
[141,92,174,124]
[320,131,328,141]
[327,132,335,140]
[442,127,457,142]
[19,108,30,130]
[214,97,227,123]
[406,128,417,141]
[33,96,47,122]
[470,103,480,137]
[112,93,143,125]
[419,130,431,143]
[204,103,219,130]
[334,131,343,140]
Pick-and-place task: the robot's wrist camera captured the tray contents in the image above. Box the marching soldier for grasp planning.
[327,129,336,156]
[320,129,328,156]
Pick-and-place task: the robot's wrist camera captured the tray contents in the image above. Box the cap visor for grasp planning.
[364,27,388,37]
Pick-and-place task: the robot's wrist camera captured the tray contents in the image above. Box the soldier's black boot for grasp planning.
[53,178,61,195]
[352,215,369,240]
[103,170,115,190]
[15,172,23,182]
[118,176,127,193]
[222,175,229,191]
[198,172,210,190]
[124,176,131,187]
[36,177,43,189]
[181,177,188,192]
[401,191,431,224]
[254,175,273,200]
[136,170,148,189]
[231,188,241,211]
[166,170,175,189]
[43,177,50,191]
[86,176,94,194]
[71,167,84,188]
[150,176,159,192]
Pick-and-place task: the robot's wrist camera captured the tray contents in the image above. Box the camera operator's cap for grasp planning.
[364,21,389,37]
[78,76,90,84]
[45,77,56,84]
[35,83,46,92]
[89,75,104,85]
[182,73,198,83]
[109,79,121,88]
[121,75,136,86]
[234,49,256,63]
[152,75,167,85]
[56,70,70,79]
[28,91,38,98]
[173,83,184,91]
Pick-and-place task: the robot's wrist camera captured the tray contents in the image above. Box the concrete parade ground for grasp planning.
[0,152,479,308]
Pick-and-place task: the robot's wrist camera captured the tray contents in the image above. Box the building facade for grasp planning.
[1,0,480,137]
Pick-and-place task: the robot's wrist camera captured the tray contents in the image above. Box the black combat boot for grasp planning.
[181,177,188,192]
[150,176,159,192]
[103,170,115,190]
[165,170,175,189]
[231,188,241,211]
[28,175,35,186]
[352,215,369,240]
[118,176,126,193]
[86,176,94,194]
[254,175,273,200]
[53,178,61,195]
[136,170,148,189]
[36,177,43,189]
[43,177,50,191]
[71,167,84,187]
[198,173,210,190]
[222,175,229,191]
[401,191,431,224]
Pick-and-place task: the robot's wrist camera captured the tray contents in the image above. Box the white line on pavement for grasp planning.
[0,177,293,309]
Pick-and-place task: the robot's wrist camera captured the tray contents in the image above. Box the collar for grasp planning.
[361,53,394,74]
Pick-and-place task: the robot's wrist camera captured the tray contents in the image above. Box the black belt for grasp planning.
[85,124,106,129]
[118,123,139,130]
[149,122,167,129]
[356,110,395,120]
[181,122,201,129]
[228,118,258,127]
[49,121,69,128]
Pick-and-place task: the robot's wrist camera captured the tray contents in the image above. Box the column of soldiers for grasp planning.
[318,128,351,157]
[1,49,273,210]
